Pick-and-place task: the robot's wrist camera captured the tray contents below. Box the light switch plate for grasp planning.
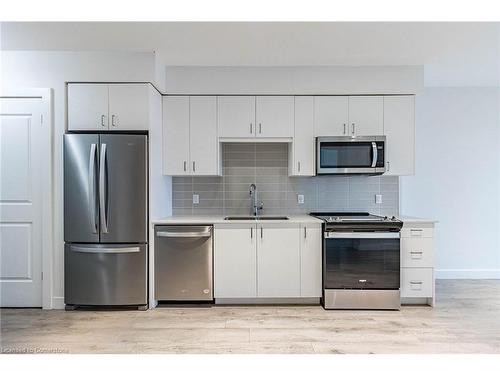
[375,194,382,204]
[193,194,199,205]
[297,194,305,204]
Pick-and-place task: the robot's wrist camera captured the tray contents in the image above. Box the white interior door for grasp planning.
[0,97,44,307]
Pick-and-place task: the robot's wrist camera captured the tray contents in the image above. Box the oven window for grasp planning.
[320,142,373,168]
[324,238,400,289]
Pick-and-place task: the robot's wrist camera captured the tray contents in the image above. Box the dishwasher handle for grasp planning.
[156,230,211,238]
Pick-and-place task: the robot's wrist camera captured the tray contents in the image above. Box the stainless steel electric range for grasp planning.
[310,212,403,310]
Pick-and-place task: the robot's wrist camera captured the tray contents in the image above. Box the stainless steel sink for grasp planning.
[224,216,289,221]
[224,216,256,220]
[258,216,289,220]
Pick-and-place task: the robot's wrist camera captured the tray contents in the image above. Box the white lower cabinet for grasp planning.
[257,223,300,297]
[214,221,322,300]
[300,224,322,297]
[400,222,435,306]
[214,224,257,298]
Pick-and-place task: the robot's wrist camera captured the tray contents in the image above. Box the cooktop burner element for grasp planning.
[310,212,403,232]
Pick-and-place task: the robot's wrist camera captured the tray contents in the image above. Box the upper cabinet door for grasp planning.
[108,84,149,131]
[162,96,190,175]
[190,96,219,176]
[218,96,256,138]
[291,96,315,176]
[68,84,109,131]
[383,96,415,176]
[255,96,294,138]
[348,96,383,136]
[313,96,349,136]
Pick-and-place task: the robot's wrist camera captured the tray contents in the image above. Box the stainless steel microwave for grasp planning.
[316,136,386,175]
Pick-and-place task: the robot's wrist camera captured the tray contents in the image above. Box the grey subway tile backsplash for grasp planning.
[172,143,399,216]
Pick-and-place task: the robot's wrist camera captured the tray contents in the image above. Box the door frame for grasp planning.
[1,89,53,309]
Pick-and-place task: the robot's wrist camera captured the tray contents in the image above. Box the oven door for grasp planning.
[316,137,385,175]
[324,232,400,290]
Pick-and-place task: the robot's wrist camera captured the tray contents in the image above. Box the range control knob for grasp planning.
[391,216,397,221]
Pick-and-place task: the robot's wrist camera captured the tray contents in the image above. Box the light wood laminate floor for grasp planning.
[1,280,499,354]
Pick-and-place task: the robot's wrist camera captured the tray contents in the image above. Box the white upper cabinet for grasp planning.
[218,96,256,138]
[162,96,190,175]
[214,224,257,298]
[108,84,149,130]
[68,84,109,131]
[189,96,219,175]
[162,96,220,176]
[255,96,294,138]
[257,223,300,297]
[383,95,415,175]
[313,96,349,136]
[348,96,384,136]
[300,224,322,297]
[290,96,315,176]
[68,83,150,131]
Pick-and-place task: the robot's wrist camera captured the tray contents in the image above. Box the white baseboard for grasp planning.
[435,269,500,279]
[52,296,65,310]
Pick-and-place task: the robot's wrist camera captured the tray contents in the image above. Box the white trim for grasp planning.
[1,88,54,309]
[52,296,65,310]
[435,269,500,279]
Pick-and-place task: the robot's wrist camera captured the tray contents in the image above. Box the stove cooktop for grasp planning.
[309,212,403,231]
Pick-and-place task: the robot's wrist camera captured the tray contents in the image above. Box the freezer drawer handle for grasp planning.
[71,246,140,254]
[325,232,400,239]
[156,231,211,238]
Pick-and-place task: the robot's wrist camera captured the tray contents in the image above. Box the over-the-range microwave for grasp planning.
[316,136,386,175]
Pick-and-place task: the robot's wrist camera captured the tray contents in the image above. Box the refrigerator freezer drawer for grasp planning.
[64,243,147,306]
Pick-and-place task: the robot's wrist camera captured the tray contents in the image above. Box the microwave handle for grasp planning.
[371,142,378,168]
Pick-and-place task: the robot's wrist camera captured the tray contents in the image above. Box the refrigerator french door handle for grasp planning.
[99,143,109,234]
[71,245,140,254]
[88,143,97,233]
[371,142,378,168]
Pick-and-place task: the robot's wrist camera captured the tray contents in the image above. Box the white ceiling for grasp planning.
[1,22,499,86]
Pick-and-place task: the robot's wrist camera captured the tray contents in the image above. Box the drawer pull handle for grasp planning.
[410,281,423,290]
[410,251,423,259]
[410,229,424,236]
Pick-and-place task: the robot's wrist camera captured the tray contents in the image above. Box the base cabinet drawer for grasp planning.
[401,227,434,238]
[401,268,433,297]
[401,237,434,267]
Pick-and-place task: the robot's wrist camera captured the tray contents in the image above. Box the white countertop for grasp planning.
[397,215,438,224]
[151,215,324,225]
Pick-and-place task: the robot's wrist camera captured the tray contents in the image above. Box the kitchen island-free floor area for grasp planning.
[1,280,499,354]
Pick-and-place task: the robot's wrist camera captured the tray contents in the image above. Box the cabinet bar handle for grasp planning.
[101,114,106,127]
[259,123,262,134]
[250,123,253,134]
[250,227,253,239]
[193,161,196,172]
[351,123,355,135]
[387,161,390,171]
[343,123,346,134]
[111,114,116,127]
[304,227,307,238]
[183,161,187,172]
[298,161,301,173]
[260,227,263,239]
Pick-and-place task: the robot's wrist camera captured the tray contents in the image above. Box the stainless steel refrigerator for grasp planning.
[64,134,148,309]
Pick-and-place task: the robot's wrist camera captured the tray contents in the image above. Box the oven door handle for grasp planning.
[371,142,378,168]
[325,232,400,239]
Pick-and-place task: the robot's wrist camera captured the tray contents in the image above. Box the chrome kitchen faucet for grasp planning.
[249,183,264,217]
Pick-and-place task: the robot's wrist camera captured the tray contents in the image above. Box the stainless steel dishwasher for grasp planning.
[154,225,213,301]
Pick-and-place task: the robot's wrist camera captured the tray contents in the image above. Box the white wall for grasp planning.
[401,87,500,279]
[0,50,161,307]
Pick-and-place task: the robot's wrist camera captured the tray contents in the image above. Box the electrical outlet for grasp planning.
[375,194,382,204]
[297,194,305,204]
[193,194,199,205]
